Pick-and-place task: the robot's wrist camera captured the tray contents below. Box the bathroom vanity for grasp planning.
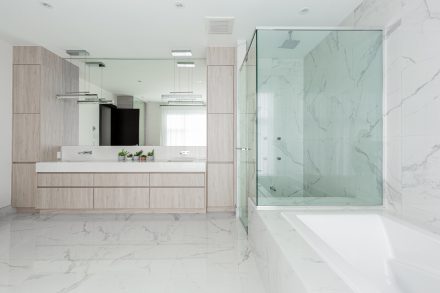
[35,161,206,213]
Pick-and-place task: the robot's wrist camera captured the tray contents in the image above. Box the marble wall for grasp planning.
[257,58,304,200]
[342,0,440,234]
[302,30,383,205]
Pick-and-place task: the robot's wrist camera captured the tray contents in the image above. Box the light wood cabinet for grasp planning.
[208,66,234,114]
[35,172,206,212]
[13,65,40,114]
[150,188,205,210]
[94,173,149,187]
[36,188,93,209]
[94,188,150,209]
[12,163,36,208]
[207,47,235,66]
[207,163,234,211]
[150,173,205,187]
[12,114,40,162]
[208,114,234,162]
[38,173,93,187]
[13,46,42,65]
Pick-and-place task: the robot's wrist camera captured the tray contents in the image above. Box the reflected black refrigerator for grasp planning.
[99,105,139,146]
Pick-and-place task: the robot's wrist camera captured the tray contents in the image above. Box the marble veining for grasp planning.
[342,0,440,234]
[0,212,265,293]
[303,29,383,204]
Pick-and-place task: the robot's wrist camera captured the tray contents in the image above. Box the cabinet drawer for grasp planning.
[38,173,93,187]
[93,173,149,187]
[150,188,205,209]
[37,188,93,209]
[94,188,149,209]
[150,173,205,187]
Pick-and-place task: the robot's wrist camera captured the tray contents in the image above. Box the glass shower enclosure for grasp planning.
[238,28,383,227]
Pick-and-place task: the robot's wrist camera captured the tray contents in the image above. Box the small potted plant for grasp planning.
[126,152,133,161]
[147,149,154,161]
[118,149,128,161]
[133,150,143,161]
[140,154,147,162]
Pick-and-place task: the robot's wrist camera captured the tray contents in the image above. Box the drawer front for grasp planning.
[37,188,93,209]
[150,173,205,187]
[94,188,149,209]
[94,173,149,187]
[150,188,205,209]
[38,173,93,187]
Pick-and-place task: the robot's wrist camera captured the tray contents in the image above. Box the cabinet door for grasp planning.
[207,66,234,114]
[93,174,149,187]
[13,65,41,114]
[207,163,234,210]
[12,163,36,208]
[12,114,40,162]
[36,188,93,209]
[38,173,93,187]
[207,114,234,162]
[150,188,205,209]
[94,188,149,209]
[150,173,205,187]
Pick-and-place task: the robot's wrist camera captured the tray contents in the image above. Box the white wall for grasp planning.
[0,39,12,208]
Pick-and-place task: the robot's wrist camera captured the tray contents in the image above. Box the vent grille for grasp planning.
[206,17,235,34]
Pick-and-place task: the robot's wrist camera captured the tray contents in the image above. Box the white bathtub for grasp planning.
[282,212,440,293]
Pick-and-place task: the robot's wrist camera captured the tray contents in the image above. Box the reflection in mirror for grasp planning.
[66,58,207,146]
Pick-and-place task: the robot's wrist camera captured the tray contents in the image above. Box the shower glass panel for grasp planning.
[239,28,383,208]
[237,35,257,228]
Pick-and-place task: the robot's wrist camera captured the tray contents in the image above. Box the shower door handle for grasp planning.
[236,147,251,151]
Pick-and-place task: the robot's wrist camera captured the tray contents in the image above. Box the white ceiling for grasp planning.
[0,0,363,58]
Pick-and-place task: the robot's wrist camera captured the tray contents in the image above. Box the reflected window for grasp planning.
[161,106,206,146]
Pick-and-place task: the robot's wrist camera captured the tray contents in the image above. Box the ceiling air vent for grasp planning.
[206,17,235,34]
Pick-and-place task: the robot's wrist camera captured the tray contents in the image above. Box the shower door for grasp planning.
[237,35,257,229]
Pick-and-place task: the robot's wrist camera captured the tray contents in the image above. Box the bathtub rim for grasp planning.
[281,210,440,293]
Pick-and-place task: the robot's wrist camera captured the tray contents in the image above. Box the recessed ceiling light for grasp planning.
[41,2,53,9]
[175,1,184,8]
[177,62,195,68]
[299,7,310,15]
[171,50,192,57]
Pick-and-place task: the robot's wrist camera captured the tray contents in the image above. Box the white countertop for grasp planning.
[36,161,206,173]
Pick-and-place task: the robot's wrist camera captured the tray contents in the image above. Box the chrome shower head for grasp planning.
[279,31,300,49]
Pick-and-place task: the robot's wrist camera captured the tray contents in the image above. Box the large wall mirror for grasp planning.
[66,58,207,146]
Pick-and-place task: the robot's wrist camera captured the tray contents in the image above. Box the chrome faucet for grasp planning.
[78,150,93,155]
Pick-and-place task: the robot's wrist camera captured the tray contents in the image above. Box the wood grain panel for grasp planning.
[39,49,64,161]
[207,114,234,162]
[150,173,205,187]
[12,163,36,208]
[12,114,40,162]
[94,188,149,208]
[38,173,93,187]
[93,173,149,187]
[13,65,41,114]
[13,46,42,64]
[62,60,79,146]
[36,188,93,209]
[207,163,234,209]
[207,66,234,114]
[150,188,205,209]
[207,47,235,66]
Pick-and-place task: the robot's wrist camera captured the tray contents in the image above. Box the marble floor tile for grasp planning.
[0,212,266,293]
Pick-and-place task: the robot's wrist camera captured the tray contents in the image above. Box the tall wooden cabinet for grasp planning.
[206,47,236,212]
[11,46,79,208]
